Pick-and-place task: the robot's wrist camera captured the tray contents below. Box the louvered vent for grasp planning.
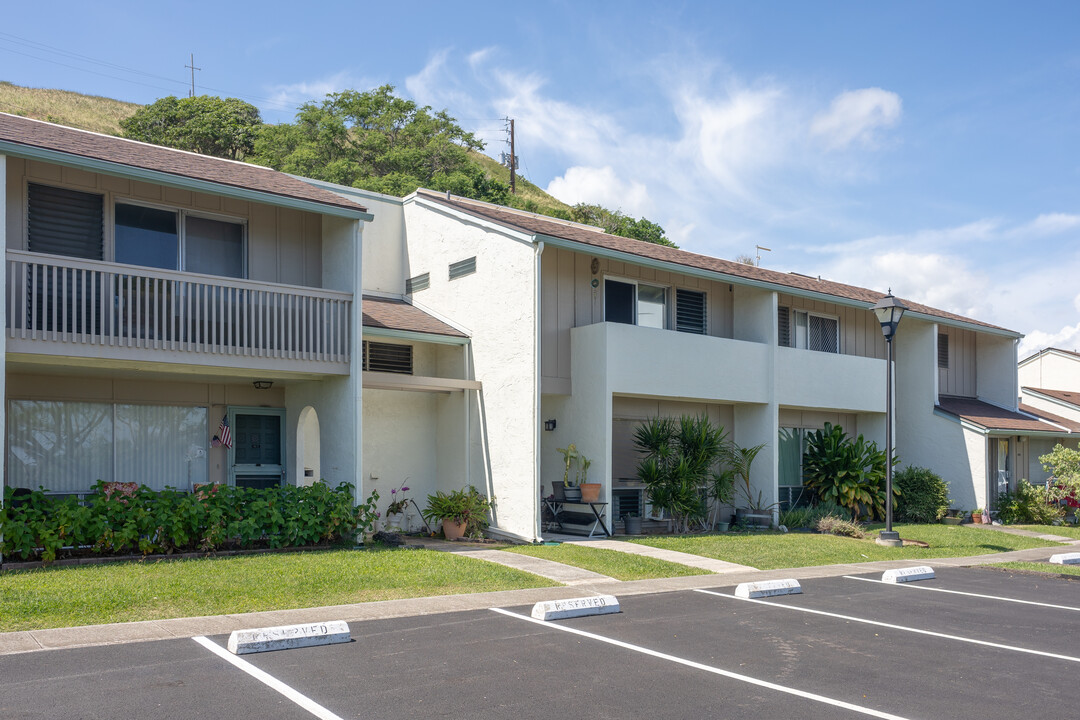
[27,183,104,259]
[777,306,791,347]
[364,341,413,374]
[449,256,477,280]
[809,315,839,353]
[405,272,430,294]
[675,289,706,334]
[938,333,949,369]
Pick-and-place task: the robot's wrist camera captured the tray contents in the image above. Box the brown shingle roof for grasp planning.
[416,189,1014,335]
[0,113,367,215]
[936,396,1080,433]
[1023,387,1080,407]
[362,295,466,338]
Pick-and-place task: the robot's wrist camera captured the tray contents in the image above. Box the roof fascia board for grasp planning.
[293,175,404,206]
[411,196,535,246]
[0,142,373,221]
[539,234,1018,337]
[361,327,469,346]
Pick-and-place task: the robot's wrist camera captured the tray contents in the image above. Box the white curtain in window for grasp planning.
[7,401,113,493]
[114,405,208,491]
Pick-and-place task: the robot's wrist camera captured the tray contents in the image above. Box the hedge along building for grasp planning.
[310,182,1028,540]
[0,113,373,551]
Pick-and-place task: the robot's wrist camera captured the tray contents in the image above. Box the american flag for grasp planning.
[218,415,233,449]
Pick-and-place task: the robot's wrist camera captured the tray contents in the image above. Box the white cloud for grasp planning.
[1010,213,1080,238]
[404,49,452,104]
[264,70,368,112]
[811,88,902,150]
[546,166,652,217]
[467,47,496,69]
[1019,323,1080,360]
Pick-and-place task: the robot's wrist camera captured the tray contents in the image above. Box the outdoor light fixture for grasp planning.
[253,380,273,390]
[872,291,908,547]
[544,419,557,431]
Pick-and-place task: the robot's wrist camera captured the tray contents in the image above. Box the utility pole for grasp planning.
[185,53,201,97]
[509,118,516,194]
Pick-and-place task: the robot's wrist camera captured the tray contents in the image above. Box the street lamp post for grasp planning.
[872,292,908,548]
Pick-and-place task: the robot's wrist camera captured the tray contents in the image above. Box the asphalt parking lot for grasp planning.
[1,565,1077,719]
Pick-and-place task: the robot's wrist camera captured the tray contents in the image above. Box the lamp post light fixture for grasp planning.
[872,291,908,548]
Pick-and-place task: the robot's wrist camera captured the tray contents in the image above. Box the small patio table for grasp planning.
[542,498,611,537]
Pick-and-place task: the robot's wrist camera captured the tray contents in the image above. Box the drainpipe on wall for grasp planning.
[533,240,545,542]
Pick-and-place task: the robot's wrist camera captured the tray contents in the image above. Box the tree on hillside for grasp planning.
[252,85,509,203]
[566,204,677,248]
[119,96,262,160]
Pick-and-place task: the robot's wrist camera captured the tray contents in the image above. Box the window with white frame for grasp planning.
[605,278,668,329]
[779,306,839,353]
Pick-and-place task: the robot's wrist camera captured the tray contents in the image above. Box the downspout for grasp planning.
[534,240,545,542]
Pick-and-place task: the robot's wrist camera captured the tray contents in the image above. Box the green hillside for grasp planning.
[0,80,571,210]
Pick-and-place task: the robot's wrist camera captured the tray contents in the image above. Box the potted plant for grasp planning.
[727,441,773,529]
[557,444,582,501]
[623,512,642,535]
[972,507,985,524]
[577,455,601,503]
[422,486,495,540]
[942,508,965,525]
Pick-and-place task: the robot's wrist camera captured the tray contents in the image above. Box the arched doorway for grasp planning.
[296,406,321,486]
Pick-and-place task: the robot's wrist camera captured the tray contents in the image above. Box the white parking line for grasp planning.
[694,589,1080,664]
[193,636,345,720]
[844,574,1080,612]
[490,608,913,720]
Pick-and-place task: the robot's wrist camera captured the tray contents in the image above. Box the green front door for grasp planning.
[230,407,286,489]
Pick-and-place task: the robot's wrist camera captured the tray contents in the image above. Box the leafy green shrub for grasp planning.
[803,423,899,520]
[996,480,1064,525]
[634,415,730,533]
[0,482,379,563]
[894,466,949,523]
[422,486,495,538]
[816,515,866,538]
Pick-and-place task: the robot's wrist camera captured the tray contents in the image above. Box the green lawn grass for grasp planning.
[1012,524,1080,539]
[501,544,706,580]
[0,548,557,633]
[991,561,1080,578]
[629,524,1062,571]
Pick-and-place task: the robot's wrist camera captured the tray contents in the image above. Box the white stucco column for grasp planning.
[0,154,7,564]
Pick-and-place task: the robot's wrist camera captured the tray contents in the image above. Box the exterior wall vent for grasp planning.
[363,341,413,374]
[938,333,949,369]
[405,272,430,294]
[449,256,477,280]
[777,306,791,347]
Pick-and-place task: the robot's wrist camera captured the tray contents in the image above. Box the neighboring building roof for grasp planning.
[1022,387,1080,407]
[361,295,467,338]
[936,396,1080,433]
[1019,347,1080,366]
[0,112,368,216]
[415,189,1016,336]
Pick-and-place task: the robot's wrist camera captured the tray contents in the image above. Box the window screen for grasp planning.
[637,284,666,329]
[605,279,635,325]
[27,183,104,260]
[185,216,244,278]
[675,289,706,334]
[115,203,179,270]
[809,315,839,353]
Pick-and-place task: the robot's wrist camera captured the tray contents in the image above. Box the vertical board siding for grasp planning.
[939,326,977,397]
[778,293,885,360]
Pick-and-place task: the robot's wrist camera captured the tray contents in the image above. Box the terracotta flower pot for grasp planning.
[442,519,467,540]
[579,483,602,503]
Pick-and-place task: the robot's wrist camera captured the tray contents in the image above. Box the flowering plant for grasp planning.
[385,479,411,516]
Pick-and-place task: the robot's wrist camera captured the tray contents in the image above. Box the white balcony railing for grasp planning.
[7,250,352,366]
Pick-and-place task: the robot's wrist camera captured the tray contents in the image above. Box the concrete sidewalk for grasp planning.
[2,541,1074,657]
[561,538,756,573]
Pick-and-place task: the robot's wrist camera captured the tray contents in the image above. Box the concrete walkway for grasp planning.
[440,547,614,585]
[562,538,756,574]
[963,523,1080,544]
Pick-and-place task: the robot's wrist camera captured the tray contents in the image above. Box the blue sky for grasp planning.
[4,1,1080,355]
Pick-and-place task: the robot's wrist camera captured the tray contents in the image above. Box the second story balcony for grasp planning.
[6,250,353,375]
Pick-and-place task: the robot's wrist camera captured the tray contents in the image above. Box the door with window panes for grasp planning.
[230,408,286,489]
